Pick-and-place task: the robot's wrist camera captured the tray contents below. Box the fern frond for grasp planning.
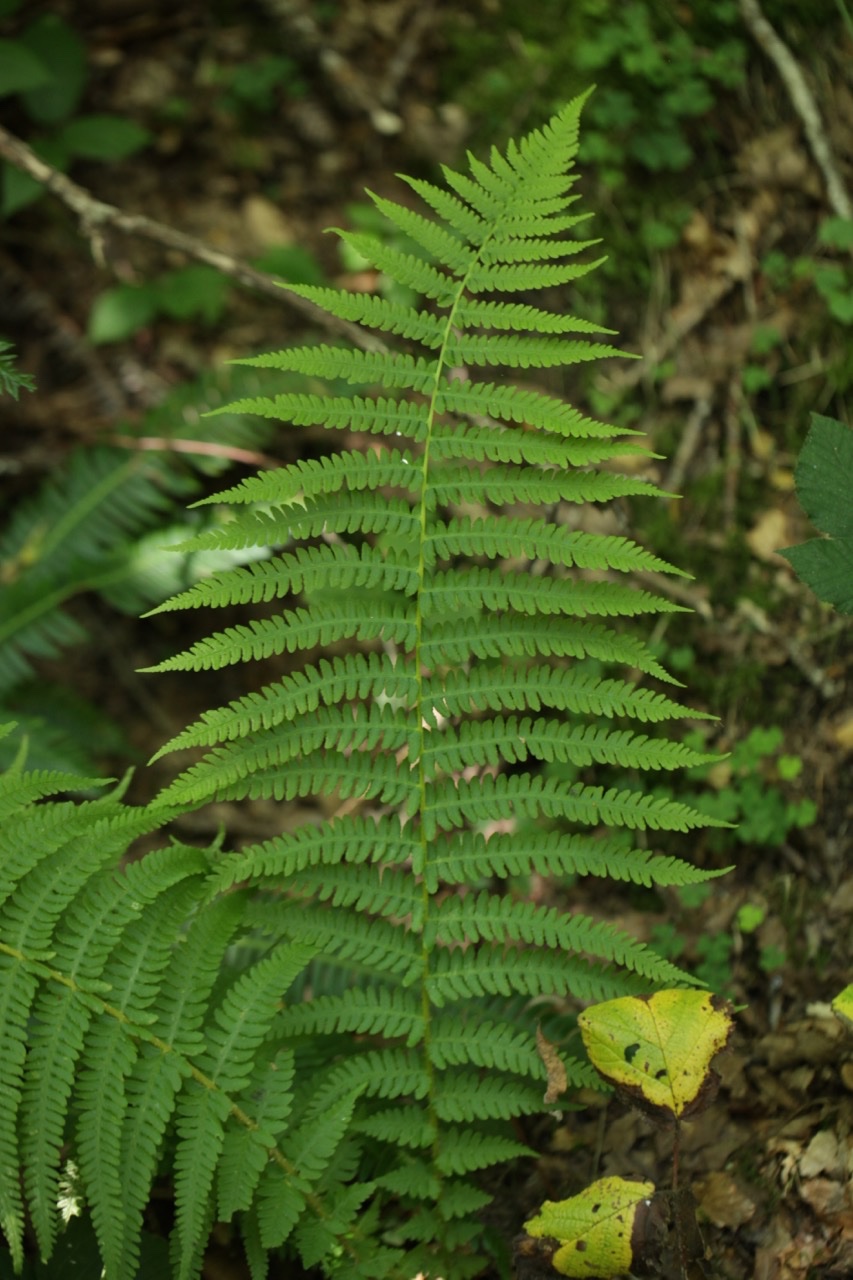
[278,987,425,1044]
[428,517,684,576]
[427,829,726,891]
[433,1073,545,1122]
[431,662,713,722]
[195,447,421,511]
[210,815,421,891]
[153,652,416,757]
[427,463,672,508]
[435,380,639,439]
[442,332,625,369]
[255,1088,363,1249]
[162,735,416,808]
[423,566,684,622]
[429,422,652,468]
[424,717,716,774]
[217,1050,296,1220]
[425,946,669,1007]
[427,893,690,986]
[434,1129,535,1176]
[21,845,208,1259]
[2,93,735,1280]
[424,772,727,839]
[210,393,429,441]
[235,344,438,391]
[453,297,615,334]
[420,614,681,682]
[147,543,418,615]
[145,596,416,672]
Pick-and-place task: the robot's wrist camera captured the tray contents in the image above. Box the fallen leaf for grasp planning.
[536,1025,569,1104]
[693,1170,755,1228]
[799,1129,843,1178]
[746,508,792,562]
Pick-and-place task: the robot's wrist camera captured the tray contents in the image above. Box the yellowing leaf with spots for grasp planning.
[522,1176,656,1278]
[578,990,734,1123]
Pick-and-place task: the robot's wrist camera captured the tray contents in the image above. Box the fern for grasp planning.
[1,93,729,1279]
[0,368,275,772]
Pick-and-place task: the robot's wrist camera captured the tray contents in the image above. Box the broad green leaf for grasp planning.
[153,265,229,323]
[779,415,853,614]
[781,537,853,614]
[18,15,86,123]
[788,415,853,539]
[88,284,158,344]
[831,984,853,1032]
[818,218,853,251]
[60,115,151,161]
[0,38,50,96]
[578,989,734,1122]
[522,1176,656,1278]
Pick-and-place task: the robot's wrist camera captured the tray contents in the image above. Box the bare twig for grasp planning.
[109,435,281,469]
[378,2,436,109]
[256,0,403,134]
[737,597,841,698]
[739,0,852,220]
[665,395,713,494]
[0,123,386,354]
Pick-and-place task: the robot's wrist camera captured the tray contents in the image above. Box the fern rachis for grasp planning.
[0,93,728,1280]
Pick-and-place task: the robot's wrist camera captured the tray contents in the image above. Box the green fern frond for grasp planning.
[435,380,638,438]
[194,447,421,510]
[210,816,421,890]
[428,517,684,576]
[432,662,713,721]
[425,945,665,1007]
[278,988,425,1044]
[426,893,690,986]
[153,652,416,757]
[433,1073,545,1122]
[423,772,723,839]
[427,829,727,891]
[148,542,419,615]
[145,596,416,672]
[434,1129,536,1176]
[423,717,715,774]
[3,92,733,1280]
[420,613,682,681]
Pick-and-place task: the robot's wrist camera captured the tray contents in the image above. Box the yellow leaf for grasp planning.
[578,990,734,1122]
[523,1176,656,1278]
[831,984,853,1032]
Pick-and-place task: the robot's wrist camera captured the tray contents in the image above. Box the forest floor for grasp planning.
[2,2,852,1278]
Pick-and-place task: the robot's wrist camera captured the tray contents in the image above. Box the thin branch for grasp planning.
[0,123,386,353]
[109,435,281,469]
[739,0,852,220]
